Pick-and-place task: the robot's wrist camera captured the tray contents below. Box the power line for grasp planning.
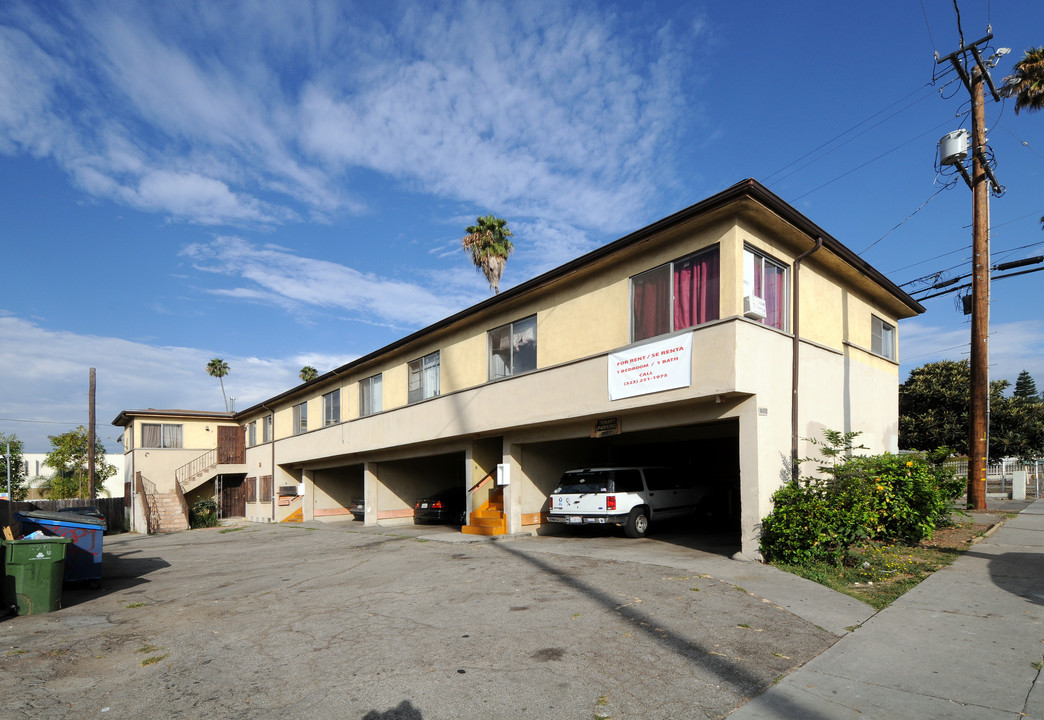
[764,76,957,186]
[0,417,86,426]
[996,125,1044,163]
[896,237,1044,291]
[903,342,970,362]
[791,118,954,202]
[858,183,952,255]
[920,0,939,56]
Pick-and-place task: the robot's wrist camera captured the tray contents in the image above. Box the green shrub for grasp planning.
[759,431,963,566]
[189,498,218,528]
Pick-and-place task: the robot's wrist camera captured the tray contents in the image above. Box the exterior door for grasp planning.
[220,476,247,517]
[218,425,245,464]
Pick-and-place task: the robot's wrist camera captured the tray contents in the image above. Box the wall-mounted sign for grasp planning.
[592,416,620,438]
[608,333,693,400]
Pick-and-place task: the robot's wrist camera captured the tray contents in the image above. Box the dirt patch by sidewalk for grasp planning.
[918,515,999,550]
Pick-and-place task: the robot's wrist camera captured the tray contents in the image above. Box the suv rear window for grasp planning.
[553,471,611,494]
[643,468,676,491]
[612,469,643,493]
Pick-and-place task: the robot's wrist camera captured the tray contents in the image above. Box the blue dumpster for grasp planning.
[16,511,105,583]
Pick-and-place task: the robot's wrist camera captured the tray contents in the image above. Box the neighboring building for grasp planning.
[113,180,923,559]
[109,410,245,533]
[22,452,125,500]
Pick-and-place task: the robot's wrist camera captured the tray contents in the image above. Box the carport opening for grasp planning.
[524,419,740,552]
[375,453,466,526]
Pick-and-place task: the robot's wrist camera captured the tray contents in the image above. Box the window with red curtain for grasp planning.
[632,265,670,341]
[747,249,787,331]
[632,246,719,341]
[673,248,720,331]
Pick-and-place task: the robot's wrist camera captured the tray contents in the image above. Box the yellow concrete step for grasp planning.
[461,521,506,536]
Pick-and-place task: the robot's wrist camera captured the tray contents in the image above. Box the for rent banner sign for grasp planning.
[608,333,693,400]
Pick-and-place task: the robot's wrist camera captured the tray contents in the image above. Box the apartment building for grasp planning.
[113,179,922,559]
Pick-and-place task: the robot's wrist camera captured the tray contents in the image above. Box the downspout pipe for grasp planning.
[262,403,275,522]
[791,237,824,482]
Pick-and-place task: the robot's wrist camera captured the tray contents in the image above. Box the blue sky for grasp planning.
[2,0,1043,453]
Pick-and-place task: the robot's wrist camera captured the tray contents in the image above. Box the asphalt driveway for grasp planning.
[0,521,845,719]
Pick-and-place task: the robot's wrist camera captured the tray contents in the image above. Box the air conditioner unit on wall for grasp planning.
[744,295,767,320]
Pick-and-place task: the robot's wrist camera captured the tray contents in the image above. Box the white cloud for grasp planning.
[123,170,289,225]
[180,236,479,328]
[298,1,690,233]
[0,1,703,235]
[0,315,330,453]
[900,316,1044,388]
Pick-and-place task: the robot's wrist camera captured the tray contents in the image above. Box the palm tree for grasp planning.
[207,358,230,411]
[1001,46,1044,114]
[462,215,514,294]
[299,366,318,382]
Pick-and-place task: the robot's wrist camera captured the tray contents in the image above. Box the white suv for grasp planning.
[546,467,707,538]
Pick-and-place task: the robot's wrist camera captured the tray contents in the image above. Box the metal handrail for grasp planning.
[175,449,217,489]
[136,472,159,534]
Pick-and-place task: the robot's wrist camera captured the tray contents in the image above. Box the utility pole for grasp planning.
[937,34,1004,510]
[88,368,96,501]
[968,64,989,510]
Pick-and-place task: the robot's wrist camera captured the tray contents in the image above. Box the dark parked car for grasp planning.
[57,506,108,532]
[349,498,365,520]
[414,489,466,525]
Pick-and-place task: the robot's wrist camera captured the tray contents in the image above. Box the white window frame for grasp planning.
[743,247,789,331]
[871,315,896,360]
[408,351,440,404]
[141,423,183,449]
[322,389,340,427]
[292,403,308,435]
[247,421,257,447]
[488,315,538,380]
[629,245,720,342]
[262,415,273,443]
[359,374,382,417]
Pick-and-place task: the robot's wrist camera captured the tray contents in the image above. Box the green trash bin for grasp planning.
[2,536,72,616]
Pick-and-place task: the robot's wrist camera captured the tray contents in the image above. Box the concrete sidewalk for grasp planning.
[727,499,1044,719]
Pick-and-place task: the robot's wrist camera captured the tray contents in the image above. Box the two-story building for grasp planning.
[113,179,923,559]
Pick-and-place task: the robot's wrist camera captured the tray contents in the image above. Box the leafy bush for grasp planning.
[759,431,964,566]
[189,498,218,528]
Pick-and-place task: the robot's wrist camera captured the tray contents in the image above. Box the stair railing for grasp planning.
[175,449,217,491]
[136,472,160,535]
[467,472,495,526]
[172,472,190,529]
[468,472,494,494]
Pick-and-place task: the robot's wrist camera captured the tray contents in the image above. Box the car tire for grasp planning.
[624,507,650,538]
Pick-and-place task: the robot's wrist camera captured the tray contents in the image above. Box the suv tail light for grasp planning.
[606,495,616,511]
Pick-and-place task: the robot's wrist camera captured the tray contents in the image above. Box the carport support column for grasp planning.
[301,469,315,522]
[503,442,523,535]
[363,462,379,527]
[737,400,763,561]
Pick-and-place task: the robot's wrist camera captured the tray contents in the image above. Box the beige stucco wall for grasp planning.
[127,448,202,494]
[844,347,901,454]
[119,200,917,555]
[244,441,275,523]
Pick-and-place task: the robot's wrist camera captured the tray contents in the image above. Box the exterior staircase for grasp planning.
[462,486,507,536]
[152,492,189,533]
[176,449,248,495]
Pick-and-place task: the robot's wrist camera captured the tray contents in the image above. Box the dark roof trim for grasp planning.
[112,409,236,426]
[236,179,924,418]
